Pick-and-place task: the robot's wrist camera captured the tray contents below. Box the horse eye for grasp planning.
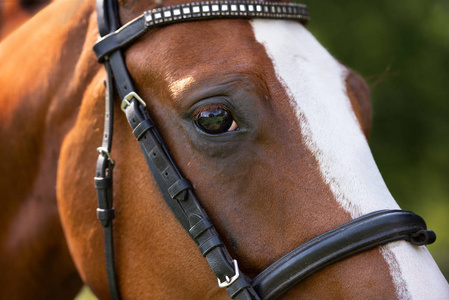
[194,106,239,134]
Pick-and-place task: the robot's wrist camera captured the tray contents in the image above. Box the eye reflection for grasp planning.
[193,105,239,134]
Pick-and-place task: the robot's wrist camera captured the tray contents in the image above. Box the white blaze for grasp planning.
[251,19,449,299]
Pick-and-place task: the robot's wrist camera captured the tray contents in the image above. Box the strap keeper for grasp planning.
[168,178,192,200]
[97,208,115,228]
[97,208,115,220]
[189,217,213,240]
[199,236,224,257]
[133,119,154,140]
[94,177,112,189]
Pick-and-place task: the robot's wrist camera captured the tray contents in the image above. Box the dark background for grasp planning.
[301,0,449,279]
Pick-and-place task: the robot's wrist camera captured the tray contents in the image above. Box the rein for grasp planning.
[93,1,436,299]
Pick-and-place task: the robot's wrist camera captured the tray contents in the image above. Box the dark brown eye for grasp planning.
[194,106,238,134]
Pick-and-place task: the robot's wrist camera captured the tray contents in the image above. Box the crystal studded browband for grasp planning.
[93,1,309,62]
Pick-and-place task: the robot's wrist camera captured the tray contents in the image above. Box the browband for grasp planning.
[93,1,436,300]
[93,1,309,61]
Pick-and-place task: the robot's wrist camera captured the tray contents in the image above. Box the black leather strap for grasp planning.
[168,178,192,200]
[133,119,154,140]
[251,210,436,300]
[189,217,213,239]
[96,0,120,36]
[93,1,309,62]
[122,99,260,299]
[94,61,121,300]
[94,1,122,299]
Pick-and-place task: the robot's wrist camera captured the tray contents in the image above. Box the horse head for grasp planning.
[0,0,447,299]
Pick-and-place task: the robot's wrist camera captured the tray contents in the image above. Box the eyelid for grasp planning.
[187,95,232,116]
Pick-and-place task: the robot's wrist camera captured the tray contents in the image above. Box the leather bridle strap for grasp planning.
[93,1,436,300]
[94,62,121,300]
[94,0,122,299]
[124,100,260,300]
[251,210,436,300]
[93,0,309,62]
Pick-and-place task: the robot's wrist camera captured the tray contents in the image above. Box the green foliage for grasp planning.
[302,0,449,279]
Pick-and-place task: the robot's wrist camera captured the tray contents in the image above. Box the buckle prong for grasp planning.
[217,259,240,288]
[121,92,146,112]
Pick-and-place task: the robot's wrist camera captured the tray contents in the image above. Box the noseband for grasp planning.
[93,1,436,299]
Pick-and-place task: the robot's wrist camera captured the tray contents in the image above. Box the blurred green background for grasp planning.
[76,1,448,298]
[301,0,449,280]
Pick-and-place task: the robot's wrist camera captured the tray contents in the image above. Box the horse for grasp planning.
[0,0,448,299]
[0,0,51,39]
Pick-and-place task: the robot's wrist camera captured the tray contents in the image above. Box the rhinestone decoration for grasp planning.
[141,1,308,27]
[99,1,309,60]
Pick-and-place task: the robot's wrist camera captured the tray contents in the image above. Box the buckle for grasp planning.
[217,259,240,288]
[121,92,146,112]
[97,147,115,165]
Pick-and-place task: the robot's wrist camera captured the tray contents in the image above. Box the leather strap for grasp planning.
[93,1,309,62]
[94,61,121,300]
[251,210,436,300]
[123,100,260,299]
[94,1,122,299]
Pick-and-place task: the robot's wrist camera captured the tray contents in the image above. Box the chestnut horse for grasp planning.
[0,0,51,39]
[0,0,448,299]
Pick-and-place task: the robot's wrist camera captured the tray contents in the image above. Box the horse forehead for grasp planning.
[126,19,274,87]
[251,19,399,213]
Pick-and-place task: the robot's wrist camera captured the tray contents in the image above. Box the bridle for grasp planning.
[92,1,436,299]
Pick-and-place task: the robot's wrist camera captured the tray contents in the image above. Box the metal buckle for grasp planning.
[97,147,115,165]
[217,259,240,288]
[121,92,146,112]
